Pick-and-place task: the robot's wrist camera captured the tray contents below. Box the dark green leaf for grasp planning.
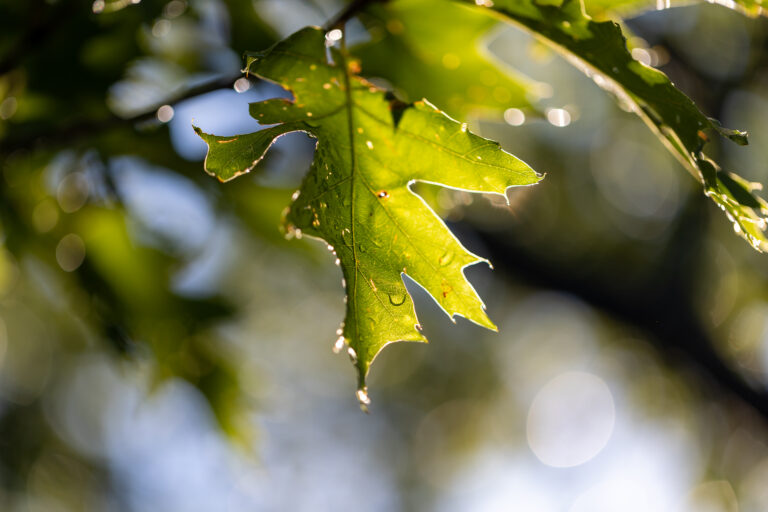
[467,0,768,250]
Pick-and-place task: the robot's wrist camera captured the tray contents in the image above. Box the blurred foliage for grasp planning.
[352,0,544,119]
[2,0,768,511]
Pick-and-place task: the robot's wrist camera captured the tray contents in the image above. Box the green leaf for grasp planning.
[583,0,767,18]
[467,0,768,250]
[352,0,544,120]
[195,27,541,405]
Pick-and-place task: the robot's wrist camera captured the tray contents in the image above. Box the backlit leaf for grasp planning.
[584,0,767,19]
[195,27,541,405]
[467,0,768,250]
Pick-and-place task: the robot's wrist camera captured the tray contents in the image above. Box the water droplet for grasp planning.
[291,190,301,200]
[336,327,343,336]
[366,140,374,150]
[333,336,346,354]
[294,228,303,239]
[389,292,407,306]
[335,258,341,266]
[377,190,390,199]
[460,123,468,133]
[341,228,352,247]
[438,251,453,266]
[356,387,371,412]
[327,244,334,251]
[347,346,358,363]
[734,222,742,234]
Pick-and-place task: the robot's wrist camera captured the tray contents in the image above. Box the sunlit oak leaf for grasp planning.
[465,0,768,250]
[195,27,541,406]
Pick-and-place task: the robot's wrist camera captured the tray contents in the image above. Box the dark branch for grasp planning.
[0,72,246,153]
[469,203,768,422]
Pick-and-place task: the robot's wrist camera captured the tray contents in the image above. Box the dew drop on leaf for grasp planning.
[333,336,346,354]
[347,346,358,363]
[341,228,352,246]
[356,387,371,412]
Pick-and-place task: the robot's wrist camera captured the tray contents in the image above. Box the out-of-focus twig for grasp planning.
[0,72,247,154]
[470,196,768,423]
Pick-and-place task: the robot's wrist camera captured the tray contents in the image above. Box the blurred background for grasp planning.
[1,0,768,510]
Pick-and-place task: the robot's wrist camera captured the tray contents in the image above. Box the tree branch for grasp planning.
[0,72,246,154]
[469,205,768,422]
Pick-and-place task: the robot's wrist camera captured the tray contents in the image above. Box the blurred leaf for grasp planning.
[469,0,768,250]
[195,27,541,402]
[583,0,767,18]
[353,0,544,120]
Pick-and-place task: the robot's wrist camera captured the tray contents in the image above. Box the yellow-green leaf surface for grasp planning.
[353,0,545,120]
[584,0,767,19]
[466,0,768,250]
[195,27,541,404]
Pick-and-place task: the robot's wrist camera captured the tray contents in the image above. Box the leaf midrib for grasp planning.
[339,46,362,357]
